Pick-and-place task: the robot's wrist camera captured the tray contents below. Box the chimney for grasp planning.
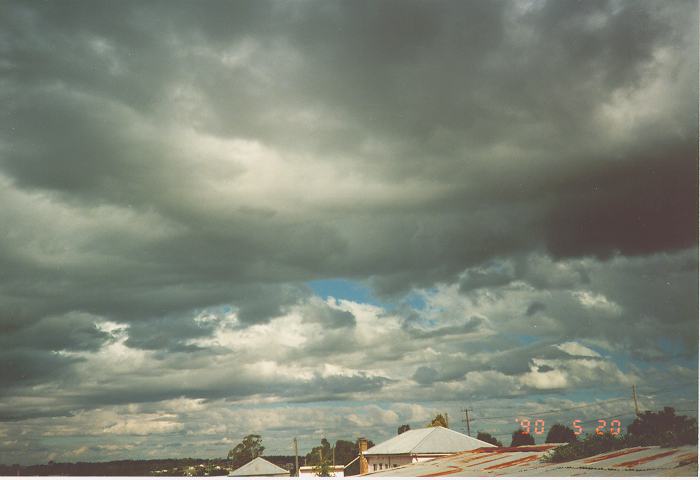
[357,437,368,475]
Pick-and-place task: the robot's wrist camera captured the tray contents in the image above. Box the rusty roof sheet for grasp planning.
[363,444,698,477]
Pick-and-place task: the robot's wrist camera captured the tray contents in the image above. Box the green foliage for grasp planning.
[476,431,503,447]
[333,440,356,466]
[342,439,375,476]
[227,434,265,470]
[311,457,333,477]
[545,423,577,444]
[542,432,627,463]
[510,429,535,447]
[543,407,698,463]
[398,424,411,435]
[427,413,448,428]
[0,459,232,476]
[305,438,332,466]
[628,407,698,446]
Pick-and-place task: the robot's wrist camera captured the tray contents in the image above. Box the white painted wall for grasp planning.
[365,454,442,472]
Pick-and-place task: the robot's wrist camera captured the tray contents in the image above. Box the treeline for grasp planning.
[543,407,698,462]
[0,458,229,476]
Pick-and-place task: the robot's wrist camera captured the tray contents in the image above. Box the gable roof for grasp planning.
[363,427,495,455]
[229,456,289,476]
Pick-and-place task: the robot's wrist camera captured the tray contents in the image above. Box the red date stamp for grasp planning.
[515,418,622,436]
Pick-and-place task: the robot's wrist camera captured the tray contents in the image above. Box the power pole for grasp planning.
[632,384,640,416]
[293,438,299,477]
[332,447,335,466]
[462,408,472,437]
[445,412,449,428]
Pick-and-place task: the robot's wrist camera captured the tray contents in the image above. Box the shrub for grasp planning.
[510,429,535,447]
[545,423,577,444]
[476,432,503,447]
[542,433,628,463]
[627,407,698,447]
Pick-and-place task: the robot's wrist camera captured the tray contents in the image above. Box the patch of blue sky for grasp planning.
[404,290,427,309]
[514,334,539,345]
[308,278,432,312]
[307,278,380,305]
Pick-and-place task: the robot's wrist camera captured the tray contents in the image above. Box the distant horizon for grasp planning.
[0,0,697,466]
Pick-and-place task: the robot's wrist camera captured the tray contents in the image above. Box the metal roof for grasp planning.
[363,444,698,476]
[228,456,289,477]
[363,427,495,456]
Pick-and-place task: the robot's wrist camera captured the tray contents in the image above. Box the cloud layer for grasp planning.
[0,0,697,464]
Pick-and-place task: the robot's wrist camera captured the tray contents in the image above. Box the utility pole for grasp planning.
[632,384,640,416]
[293,438,299,477]
[462,408,472,437]
[445,412,449,428]
[332,447,335,467]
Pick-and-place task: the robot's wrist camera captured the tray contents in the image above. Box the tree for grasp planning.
[476,432,503,447]
[228,434,265,469]
[510,429,535,447]
[311,457,333,477]
[427,413,448,428]
[305,438,332,466]
[627,407,698,446]
[545,424,577,444]
[333,440,356,466]
[398,424,411,435]
[343,438,376,476]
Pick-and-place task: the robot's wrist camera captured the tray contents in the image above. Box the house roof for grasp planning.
[228,456,289,476]
[363,426,495,455]
[363,444,698,476]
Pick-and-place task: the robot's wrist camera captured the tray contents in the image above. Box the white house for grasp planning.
[228,457,290,477]
[361,427,495,473]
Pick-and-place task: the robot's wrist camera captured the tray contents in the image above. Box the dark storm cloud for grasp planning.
[124,314,216,352]
[0,312,112,398]
[545,143,698,258]
[0,0,694,308]
[0,349,81,390]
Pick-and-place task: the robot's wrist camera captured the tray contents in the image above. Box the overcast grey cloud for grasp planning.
[0,0,697,465]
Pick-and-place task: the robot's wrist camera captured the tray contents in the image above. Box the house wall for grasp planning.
[364,455,442,472]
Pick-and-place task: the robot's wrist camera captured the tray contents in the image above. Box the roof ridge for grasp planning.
[410,426,442,453]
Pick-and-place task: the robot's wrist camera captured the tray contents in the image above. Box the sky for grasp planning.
[0,0,698,465]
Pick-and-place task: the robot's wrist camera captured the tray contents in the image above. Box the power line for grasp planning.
[637,380,697,393]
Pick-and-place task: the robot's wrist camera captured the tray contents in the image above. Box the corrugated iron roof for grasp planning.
[363,427,494,456]
[363,444,698,476]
